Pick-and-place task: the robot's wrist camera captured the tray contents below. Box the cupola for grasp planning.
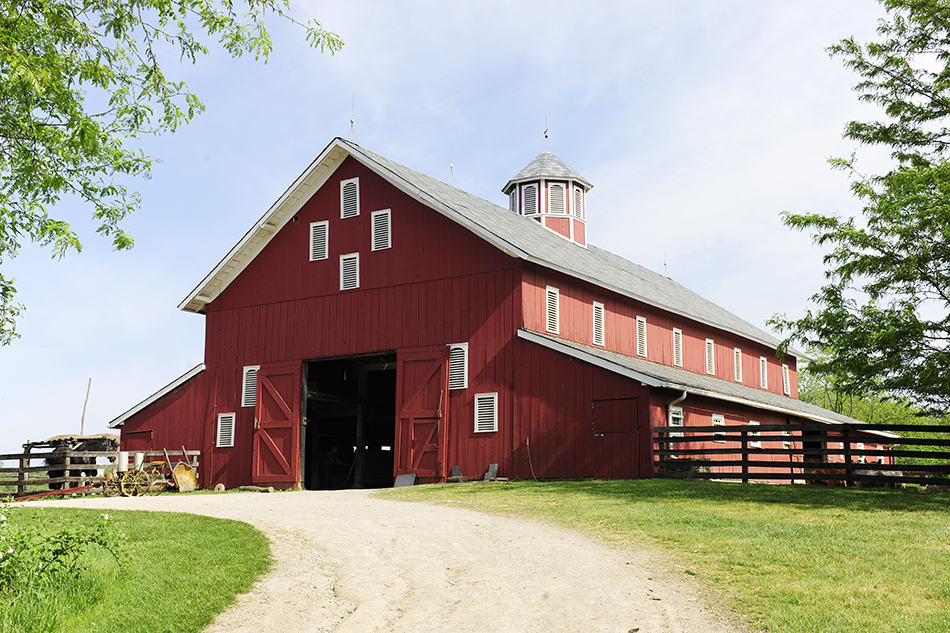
[502,150,592,247]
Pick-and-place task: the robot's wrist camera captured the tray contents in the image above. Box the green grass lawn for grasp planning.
[382,479,950,633]
[1,508,271,633]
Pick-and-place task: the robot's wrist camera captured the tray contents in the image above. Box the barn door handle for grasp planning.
[253,417,259,430]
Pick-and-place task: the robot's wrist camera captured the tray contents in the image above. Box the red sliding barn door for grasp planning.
[395,346,450,481]
[252,361,302,486]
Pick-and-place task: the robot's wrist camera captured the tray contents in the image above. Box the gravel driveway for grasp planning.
[43,490,743,632]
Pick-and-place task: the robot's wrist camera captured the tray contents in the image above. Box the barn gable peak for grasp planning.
[502,150,592,247]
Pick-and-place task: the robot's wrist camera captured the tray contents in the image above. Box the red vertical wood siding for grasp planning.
[522,265,799,399]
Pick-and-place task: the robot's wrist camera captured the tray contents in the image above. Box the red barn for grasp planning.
[109,138,894,488]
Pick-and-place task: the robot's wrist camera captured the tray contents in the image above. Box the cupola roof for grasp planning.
[502,150,593,194]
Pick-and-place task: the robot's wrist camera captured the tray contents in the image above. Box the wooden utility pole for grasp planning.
[80,378,92,436]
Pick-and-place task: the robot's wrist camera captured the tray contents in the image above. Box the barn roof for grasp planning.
[517,329,898,439]
[179,138,786,353]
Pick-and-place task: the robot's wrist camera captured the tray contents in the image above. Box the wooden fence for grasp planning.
[653,422,950,487]
[1,448,200,498]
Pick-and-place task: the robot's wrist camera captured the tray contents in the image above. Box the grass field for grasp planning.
[383,479,950,633]
[1,508,270,633]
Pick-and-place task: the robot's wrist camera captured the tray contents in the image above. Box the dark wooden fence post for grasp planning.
[741,429,749,483]
[842,427,852,487]
[17,445,30,497]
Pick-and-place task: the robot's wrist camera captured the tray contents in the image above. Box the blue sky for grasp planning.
[0,1,886,450]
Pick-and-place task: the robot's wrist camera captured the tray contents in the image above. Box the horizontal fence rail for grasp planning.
[653,422,950,487]
[1,448,200,498]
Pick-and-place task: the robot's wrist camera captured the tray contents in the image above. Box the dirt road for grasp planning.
[44,490,742,632]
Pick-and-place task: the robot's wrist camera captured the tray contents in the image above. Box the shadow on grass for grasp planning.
[446,478,950,514]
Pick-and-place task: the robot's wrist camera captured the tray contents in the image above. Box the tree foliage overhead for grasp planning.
[771,0,950,413]
[0,1,341,345]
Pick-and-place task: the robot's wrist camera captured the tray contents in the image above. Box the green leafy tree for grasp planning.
[0,1,342,345]
[771,0,950,413]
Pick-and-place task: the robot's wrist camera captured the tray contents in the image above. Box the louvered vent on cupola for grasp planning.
[524,184,538,215]
[216,413,235,448]
[371,209,391,251]
[448,343,468,390]
[309,221,328,261]
[573,187,583,219]
[340,253,359,290]
[241,365,259,407]
[549,183,565,214]
[474,392,498,433]
[340,177,359,218]
[545,286,559,334]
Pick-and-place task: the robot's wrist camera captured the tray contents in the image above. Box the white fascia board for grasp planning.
[177,138,350,313]
[516,328,665,388]
[108,364,206,428]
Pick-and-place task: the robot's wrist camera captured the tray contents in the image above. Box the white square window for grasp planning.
[340,177,360,218]
[371,209,392,251]
[448,343,468,390]
[545,286,559,334]
[309,221,328,261]
[749,420,761,448]
[241,365,259,408]
[474,393,498,433]
[592,302,605,346]
[340,253,359,290]
[216,413,235,448]
[668,406,684,438]
[712,413,725,442]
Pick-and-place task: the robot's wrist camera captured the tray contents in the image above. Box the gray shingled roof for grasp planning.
[518,329,898,438]
[502,149,593,193]
[344,139,786,352]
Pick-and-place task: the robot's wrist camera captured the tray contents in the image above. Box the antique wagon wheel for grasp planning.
[144,467,167,495]
[120,469,149,496]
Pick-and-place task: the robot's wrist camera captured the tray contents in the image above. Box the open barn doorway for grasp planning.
[303,352,397,489]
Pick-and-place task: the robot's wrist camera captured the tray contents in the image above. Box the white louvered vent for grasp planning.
[574,187,583,219]
[524,184,537,215]
[371,209,391,251]
[672,328,683,367]
[712,413,725,442]
[592,302,605,346]
[474,392,498,433]
[760,356,768,389]
[448,343,468,390]
[734,348,743,382]
[782,364,791,395]
[636,316,647,357]
[668,406,684,438]
[705,339,715,375]
[545,286,559,334]
[509,190,518,213]
[549,183,565,214]
[216,413,235,448]
[340,177,360,218]
[309,221,328,261]
[241,365,259,408]
[340,253,359,290]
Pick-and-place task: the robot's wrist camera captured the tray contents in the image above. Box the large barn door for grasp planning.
[252,361,302,486]
[395,346,450,481]
[592,397,640,479]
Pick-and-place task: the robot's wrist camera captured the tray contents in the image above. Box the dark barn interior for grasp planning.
[303,353,397,489]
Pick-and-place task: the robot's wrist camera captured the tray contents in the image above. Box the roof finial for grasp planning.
[348,95,357,141]
[543,114,549,146]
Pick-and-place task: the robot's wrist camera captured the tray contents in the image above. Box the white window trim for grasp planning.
[545,285,559,334]
[216,413,235,448]
[782,363,791,395]
[309,220,329,262]
[592,301,605,346]
[371,209,392,251]
[734,348,743,382]
[782,429,792,450]
[548,182,566,214]
[668,406,684,438]
[474,392,498,433]
[749,420,761,448]
[340,252,360,290]
[447,343,469,390]
[241,365,260,408]
[672,328,683,367]
[712,413,725,443]
[636,316,647,357]
[759,356,768,389]
[340,177,360,218]
[705,339,715,375]
[522,183,539,216]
